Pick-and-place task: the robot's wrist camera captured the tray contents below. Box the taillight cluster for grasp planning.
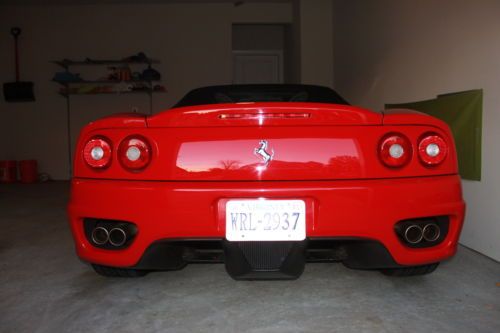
[379,134,412,168]
[418,134,447,165]
[118,135,152,170]
[83,135,152,171]
[83,137,112,169]
[378,132,448,168]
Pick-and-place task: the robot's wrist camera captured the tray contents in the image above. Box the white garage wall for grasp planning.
[0,2,292,180]
[297,0,333,87]
[333,0,500,261]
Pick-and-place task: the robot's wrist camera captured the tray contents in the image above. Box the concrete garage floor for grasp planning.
[0,182,499,333]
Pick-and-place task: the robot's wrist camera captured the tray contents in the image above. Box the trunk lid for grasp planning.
[145,103,381,180]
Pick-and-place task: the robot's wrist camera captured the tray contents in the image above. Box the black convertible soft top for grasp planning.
[174,84,349,108]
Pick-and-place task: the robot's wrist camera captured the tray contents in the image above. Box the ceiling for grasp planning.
[0,0,291,5]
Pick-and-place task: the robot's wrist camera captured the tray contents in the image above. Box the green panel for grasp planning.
[386,90,482,181]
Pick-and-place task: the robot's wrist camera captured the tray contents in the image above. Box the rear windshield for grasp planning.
[174,84,349,108]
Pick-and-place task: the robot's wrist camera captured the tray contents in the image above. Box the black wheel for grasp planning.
[92,264,148,277]
[380,263,439,277]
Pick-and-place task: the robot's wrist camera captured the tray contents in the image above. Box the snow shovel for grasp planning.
[3,27,35,102]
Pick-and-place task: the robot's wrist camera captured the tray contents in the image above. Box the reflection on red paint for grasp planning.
[176,138,362,179]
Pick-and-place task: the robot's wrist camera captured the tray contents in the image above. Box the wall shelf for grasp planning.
[52,79,161,86]
[58,90,167,97]
[51,59,159,69]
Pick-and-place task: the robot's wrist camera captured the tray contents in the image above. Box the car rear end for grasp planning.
[67,86,465,279]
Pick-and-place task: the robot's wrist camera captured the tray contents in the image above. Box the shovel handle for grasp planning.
[11,27,21,38]
[10,27,21,81]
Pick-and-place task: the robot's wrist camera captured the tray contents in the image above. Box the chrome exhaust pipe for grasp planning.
[91,227,109,245]
[109,227,127,247]
[423,223,440,242]
[404,225,423,244]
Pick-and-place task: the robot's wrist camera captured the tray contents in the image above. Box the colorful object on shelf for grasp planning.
[112,82,133,93]
[131,72,141,80]
[107,66,132,81]
[19,160,38,184]
[140,66,161,81]
[53,71,82,82]
[77,85,96,94]
[119,67,131,81]
[153,84,166,92]
[0,160,17,183]
[122,52,148,63]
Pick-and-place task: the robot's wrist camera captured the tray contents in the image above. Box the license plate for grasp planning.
[225,199,306,241]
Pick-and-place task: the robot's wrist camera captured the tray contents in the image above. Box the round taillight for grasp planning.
[418,133,447,166]
[83,137,112,168]
[379,133,412,168]
[118,136,152,171]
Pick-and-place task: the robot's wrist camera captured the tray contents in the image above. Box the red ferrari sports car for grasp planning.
[67,84,465,279]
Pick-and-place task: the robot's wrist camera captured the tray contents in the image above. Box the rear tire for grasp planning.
[92,264,148,277]
[380,263,439,277]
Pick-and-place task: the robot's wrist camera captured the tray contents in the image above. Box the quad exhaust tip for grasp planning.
[91,227,109,245]
[423,223,440,242]
[108,228,127,247]
[403,225,423,244]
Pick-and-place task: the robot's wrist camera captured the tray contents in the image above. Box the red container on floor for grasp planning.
[0,160,18,183]
[19,160,38,184]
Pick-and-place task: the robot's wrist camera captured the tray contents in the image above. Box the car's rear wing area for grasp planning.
[146,102,383,127]
[383,108,449,128]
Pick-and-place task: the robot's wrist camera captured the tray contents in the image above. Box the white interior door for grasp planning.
[233,51,283,84]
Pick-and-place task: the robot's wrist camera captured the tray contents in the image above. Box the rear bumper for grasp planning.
[67,175,465,269]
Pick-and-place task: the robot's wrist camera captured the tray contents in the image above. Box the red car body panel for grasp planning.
[68,175,464,268]
[67,101,466,275]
